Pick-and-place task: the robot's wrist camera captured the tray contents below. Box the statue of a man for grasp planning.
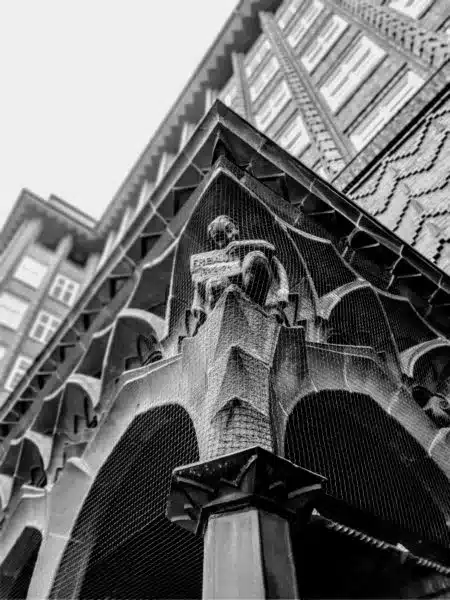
[188,215,289,334]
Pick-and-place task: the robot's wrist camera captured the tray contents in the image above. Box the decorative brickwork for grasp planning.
[328,0,450,70]
[260,12,349,177]
[348,93,450,274]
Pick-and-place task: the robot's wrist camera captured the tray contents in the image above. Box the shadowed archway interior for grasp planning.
[0,527,42,600]
[49,405,203,600]
[284,391,450,597]
[285,391,450,548]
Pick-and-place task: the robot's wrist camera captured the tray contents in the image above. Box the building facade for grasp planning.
[0,193,100,409]
[0,0,450,598]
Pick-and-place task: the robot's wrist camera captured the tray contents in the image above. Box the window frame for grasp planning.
[29,310,62,344]
[350,70,425,151]
[4,355,33,393]
[249,56,280,102]
[255,80,293,132]
[13,255,48,289]
[277,0,305,30]
[389,0,434,19]
[320,36,386,113]
[245,39,271,79]
[301,15,348,72]
[287,0,324,49]
[0,292,29,330]
[277,114,310,157]
[49,275,80,307]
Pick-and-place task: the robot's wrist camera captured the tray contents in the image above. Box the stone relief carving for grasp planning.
[187,215,289,335]
[424,394,450,429]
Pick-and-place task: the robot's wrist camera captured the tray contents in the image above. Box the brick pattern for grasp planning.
[348,96,450,274]
[260,11,348,177]
[328,0,450,69]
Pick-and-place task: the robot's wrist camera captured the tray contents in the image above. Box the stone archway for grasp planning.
[285,390,450,549]
[284,390,450,598]
[49,404,203,600]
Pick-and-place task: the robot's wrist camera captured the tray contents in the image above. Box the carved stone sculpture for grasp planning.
[424,394,450,428]
[188,215,289,334]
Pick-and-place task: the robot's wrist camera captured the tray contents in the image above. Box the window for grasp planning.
[30,310,62,344]
[302,15,348,72]
[321,36,386,113]
[223,86,238,108]
[13,256,48,289]
[49,275,79,307]
[350,71,425,151]
[179,122,195,151]
[114,207,132,248]
[288,1,324,48]
[317,166,329,180]
[250,57,280,101]
[96,230,116,274]
[389,0,434,18]
[245,39,271,78]
[136,179,153,213]
[156,152,175,184]
[278,0,305,30]
[221,78,239,111]
[204,88,217,113]
[5,355,33,392]
[277,114,310,156]
[0,293,28,330]
[255,81,292,132]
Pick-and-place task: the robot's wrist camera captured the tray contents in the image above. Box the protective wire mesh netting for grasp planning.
[285,392,450,550]
[0,528,42,599]
[49,405,203,600]
[31,168,450,598]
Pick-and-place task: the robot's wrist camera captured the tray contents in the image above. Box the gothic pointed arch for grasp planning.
[48,404,202,600]
[99,310,164,411]
[284,391,450,560]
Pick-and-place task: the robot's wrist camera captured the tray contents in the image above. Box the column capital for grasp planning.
[166,445,325,535]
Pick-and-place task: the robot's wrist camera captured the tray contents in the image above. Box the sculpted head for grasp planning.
[207,215,239,249]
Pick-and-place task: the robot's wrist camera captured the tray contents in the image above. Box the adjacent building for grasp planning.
[0,0,450,598]
[0,193,100,407]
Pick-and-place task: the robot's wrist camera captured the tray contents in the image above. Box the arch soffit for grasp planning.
[274,340,444,470]
[378,290,447,343]
[401,339,450,378]
[98,310,166,404]
[39,401,198,595]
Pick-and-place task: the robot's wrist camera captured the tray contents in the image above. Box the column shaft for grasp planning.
[203,508,298,599]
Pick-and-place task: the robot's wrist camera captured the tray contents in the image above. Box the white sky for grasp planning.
[0,0,238,228]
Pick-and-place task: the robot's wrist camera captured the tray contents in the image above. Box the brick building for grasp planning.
[0,0,450,598]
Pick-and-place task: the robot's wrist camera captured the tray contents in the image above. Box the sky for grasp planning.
[0,0,238,228]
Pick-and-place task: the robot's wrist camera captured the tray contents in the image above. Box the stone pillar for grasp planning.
[327,0,449,71]
[167,446,325,600]
[260,12,351,178]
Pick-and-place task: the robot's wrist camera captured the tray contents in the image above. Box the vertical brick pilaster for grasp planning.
[328,0,450,71]
[260,11,350,178]
[231,52,253,123]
